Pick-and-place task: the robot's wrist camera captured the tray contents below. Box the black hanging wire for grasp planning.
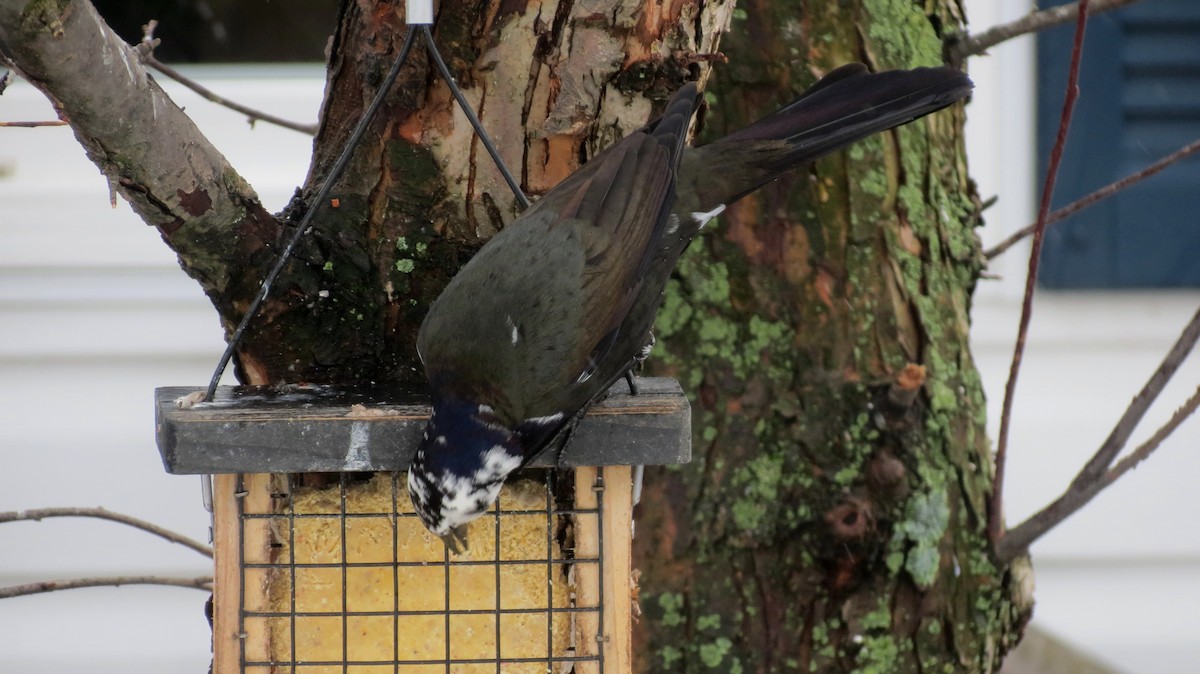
[419,25,530,211]
[203,23,530,401]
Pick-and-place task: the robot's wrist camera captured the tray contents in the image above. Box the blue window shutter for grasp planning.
[1036,0,1200,288]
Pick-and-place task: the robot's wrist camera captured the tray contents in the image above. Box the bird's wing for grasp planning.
[525,84,699,386]
[416,85,699,422]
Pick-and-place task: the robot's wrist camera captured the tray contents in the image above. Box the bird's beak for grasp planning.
[440,525,469,555]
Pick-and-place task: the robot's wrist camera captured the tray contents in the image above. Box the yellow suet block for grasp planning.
[259,473,575,672]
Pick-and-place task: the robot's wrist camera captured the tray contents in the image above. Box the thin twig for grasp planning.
[0,575,213,599]
[0,120,67,127]
[1105,385,1200,484]
[143,56,317,135]
[989,0,1091,550]
[998,383,1200,561]
[137,21,317,135]
[1070,305,1200,489]
[986,139,1200,259]
[0,507,213,558]
[946,0,1141,62]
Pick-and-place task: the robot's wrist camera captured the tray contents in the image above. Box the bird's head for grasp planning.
[406,396,524,554]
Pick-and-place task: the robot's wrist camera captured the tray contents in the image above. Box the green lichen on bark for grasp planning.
[17,0,69,34]
[634,0,1028,672]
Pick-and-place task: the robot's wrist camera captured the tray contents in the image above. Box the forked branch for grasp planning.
[0,0,279,299]
[986,0,1200,562]
[946,0,1143,62]
[999,368,1200,562]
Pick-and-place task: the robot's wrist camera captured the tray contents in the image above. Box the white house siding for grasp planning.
[1,67,320,674]
[1,23,1197,673]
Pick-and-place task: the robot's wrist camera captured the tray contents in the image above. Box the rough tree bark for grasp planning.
[0,0,1031,672]
[632,1,1033,672]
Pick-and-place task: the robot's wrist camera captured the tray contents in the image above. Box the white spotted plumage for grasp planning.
[415,444,522,537]
[407,399,526,545]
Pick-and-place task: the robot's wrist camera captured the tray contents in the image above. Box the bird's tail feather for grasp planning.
[689,64,973,209]
[647,82,701,167]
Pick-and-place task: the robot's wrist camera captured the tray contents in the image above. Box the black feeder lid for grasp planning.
[155,377,691,474]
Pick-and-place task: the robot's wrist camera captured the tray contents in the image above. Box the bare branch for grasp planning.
[0,119,66,127]
[986,138,1200,259]
[990,0,1091,550]
[0,575,212,599]
[998,382,1200,561]
[0,0,280,303]
[1071,305,1200,488]
[143,56,318,135]
[0,507,212,558]
[994,287,1200,561]
[947,0,1142,62]
[137,20,316,136]
[1106,385,1200,484]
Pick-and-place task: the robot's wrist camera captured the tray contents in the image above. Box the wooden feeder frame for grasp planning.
[156,378,690,674]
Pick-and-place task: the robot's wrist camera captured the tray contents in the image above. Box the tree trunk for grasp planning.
[0,0,1031,671]
[632,1,1033,672]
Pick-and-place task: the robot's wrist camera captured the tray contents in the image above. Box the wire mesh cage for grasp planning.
[156,380,689,674]
[233,470,609,673]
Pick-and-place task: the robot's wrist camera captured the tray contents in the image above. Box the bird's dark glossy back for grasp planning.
[406,64,974,550]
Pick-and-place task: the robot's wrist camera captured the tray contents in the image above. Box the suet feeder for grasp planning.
[155,378,689,673]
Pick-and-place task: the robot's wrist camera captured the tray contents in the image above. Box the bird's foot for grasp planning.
[550,407,589,466]
[624,370,640,396]
[440,525,469,555]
